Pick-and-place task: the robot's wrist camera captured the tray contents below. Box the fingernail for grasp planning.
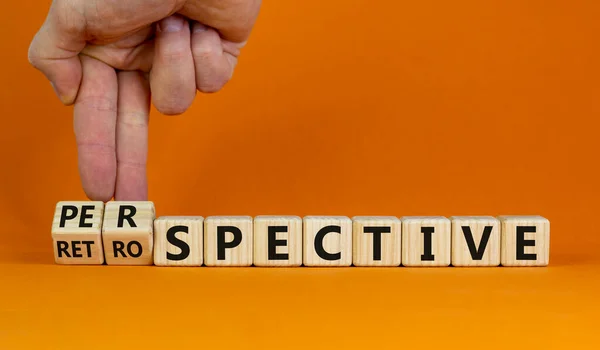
[193,22,208,33]
[158,16,185,33]
[51,81,73,105]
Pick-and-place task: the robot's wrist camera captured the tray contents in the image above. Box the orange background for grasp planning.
[1,0,600,348]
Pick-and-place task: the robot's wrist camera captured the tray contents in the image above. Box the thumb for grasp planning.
[28,1,87,105]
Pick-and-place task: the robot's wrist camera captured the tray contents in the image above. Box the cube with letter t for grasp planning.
[352,216,401,266]
[204,216,253,266]
[499,215,550,266]
[51,201,105,265]
[102,201,155,265]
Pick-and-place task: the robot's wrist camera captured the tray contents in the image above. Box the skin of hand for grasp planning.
[27,0,261,202]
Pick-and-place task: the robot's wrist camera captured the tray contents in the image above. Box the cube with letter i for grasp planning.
[204,216,253,266]
[102,201,155,265]
[303,216,352,266]
[51,201,105,265]
[499,215,550,266]
[401,216,451,267]
[451,216,500,266]
[154,216,204,266]
[352,216,401,267]
[254,216,302,267]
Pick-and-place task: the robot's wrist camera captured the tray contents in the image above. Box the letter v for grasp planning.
[462,226,492,260]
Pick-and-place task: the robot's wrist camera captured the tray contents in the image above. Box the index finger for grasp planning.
[73,56,118,202]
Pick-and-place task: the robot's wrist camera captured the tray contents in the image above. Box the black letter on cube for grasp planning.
[167,225,190,261]
[59,206,78,228]
[363,226,390,261]
[118,205,137,228]
[516,226,537,260]
[217,226,243,260]
[462,225,492,260]
[79,205,95,228]
[421,227,435,261]
[314,225,341,261]
[268,226,289,261]
[57,241,71,258]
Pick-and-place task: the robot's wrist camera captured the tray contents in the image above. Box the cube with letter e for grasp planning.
[51,201,105,265]
[499,215,550,266]
[254,216,302,267]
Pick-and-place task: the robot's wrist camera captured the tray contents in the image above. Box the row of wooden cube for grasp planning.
[51,201,550,267]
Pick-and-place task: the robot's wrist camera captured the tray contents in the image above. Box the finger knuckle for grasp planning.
[192,45,218,62]
[113,53,136,70]
[160,49,189,65]
[27,50,40,68]
[76,96,116,113]
[54,0,86,36]
[118,112,149,128]
[27,36,44,68]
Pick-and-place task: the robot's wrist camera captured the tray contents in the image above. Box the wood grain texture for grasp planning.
[204,216,253,266]
[401,216,451,267]
[303,216,352,266]
[102,201,155,265]
[499,215,550,266]
[451,216,500,266]
[352,216,401,266]
[51,201,105,265]
[154,216,204,267]
[254,216,302,267]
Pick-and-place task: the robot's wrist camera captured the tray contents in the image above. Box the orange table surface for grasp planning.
[1,248,599,349]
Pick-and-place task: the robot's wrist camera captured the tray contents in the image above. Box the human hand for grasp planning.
[28,0,261,201]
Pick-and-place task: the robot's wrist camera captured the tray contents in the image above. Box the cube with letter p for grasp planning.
[204,216,253,266]
[51,201,105,265]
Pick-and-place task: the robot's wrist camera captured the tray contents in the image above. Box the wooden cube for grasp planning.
[254,216,302,267]
[401,216,451,267]
[451,216,500,267]
[154,216,204,266]
[499,215,550,266]
[204,216,253,266]
[352,216,401,266]
[303,216,352,266]
[51,201,105,265]
[102,201,155,265]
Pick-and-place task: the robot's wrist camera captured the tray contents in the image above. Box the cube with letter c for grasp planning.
[303,216,352,266]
